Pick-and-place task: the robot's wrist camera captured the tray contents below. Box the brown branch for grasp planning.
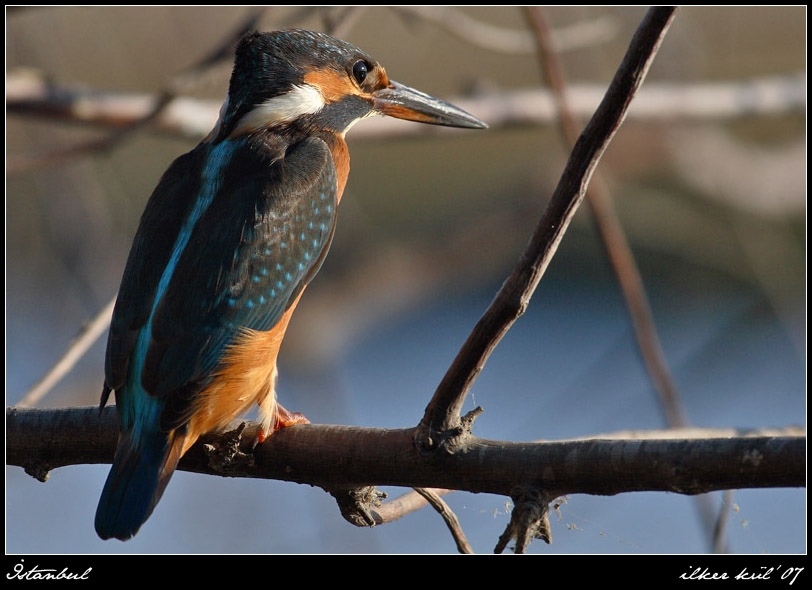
[416,7,680,447]
[412,488,473,554]
[525,5,687,429]
[524,7,742,553]
[494,486,553,554]
[332,424,807,538]
[6,406,805,496]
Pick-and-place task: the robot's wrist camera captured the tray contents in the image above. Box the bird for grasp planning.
[94,28,487,541]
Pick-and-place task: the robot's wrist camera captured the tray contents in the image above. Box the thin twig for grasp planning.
[417,7,680,445]
[391,6,619,54]
[319,5,368,39]
[524,6,735,552]
[412,488,474,554]
[713,489,736,554]
[370,488,437,523]
[370,488,458,528]
[524,5,687,429]
[16,298,115,408]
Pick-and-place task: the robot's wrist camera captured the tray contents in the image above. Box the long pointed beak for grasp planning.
[372,81,487,129]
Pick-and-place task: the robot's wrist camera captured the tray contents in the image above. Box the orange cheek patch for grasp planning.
[304,69,358,103]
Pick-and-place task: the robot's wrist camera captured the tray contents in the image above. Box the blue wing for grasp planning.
[103,135,338,430]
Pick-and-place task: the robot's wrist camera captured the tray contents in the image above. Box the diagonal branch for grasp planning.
[524,5,687,429]
[524,6,742,553]
[16,299,115,409]
[412,488,473,554]
[417,7,680,448]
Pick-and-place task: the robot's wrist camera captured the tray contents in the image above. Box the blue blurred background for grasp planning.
[6,7,805,554]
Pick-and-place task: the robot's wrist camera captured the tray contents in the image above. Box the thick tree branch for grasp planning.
[6,406,805,496]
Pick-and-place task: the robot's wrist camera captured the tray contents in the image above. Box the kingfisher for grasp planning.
[94,29,486,541]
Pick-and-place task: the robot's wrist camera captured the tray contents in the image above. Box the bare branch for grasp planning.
[391,6,620,54]
[417,7,679,445]
[494,486,552,554]
[413,488,473,554]
[318,5,368,39]
[324,424,807,535]
[17,298,115,408]
[6,407,805,496]
[8,73,804,147]
[525,5,687,428]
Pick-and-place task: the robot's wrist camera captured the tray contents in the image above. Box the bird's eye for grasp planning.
[352,60,369,84]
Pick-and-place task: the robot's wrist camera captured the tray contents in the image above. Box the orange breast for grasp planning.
[327,134,351,203]
[179,291,305,455]
[173,134,348,457]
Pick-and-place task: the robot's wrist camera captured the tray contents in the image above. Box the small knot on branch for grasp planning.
[203,422,255,474]
[329,486,387,527]
[495,486,553,554]
[24,462,52,483]
[460,406,484,430]
[415,406,484,456]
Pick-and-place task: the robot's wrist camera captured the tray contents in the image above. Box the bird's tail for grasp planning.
[94,427,185,541]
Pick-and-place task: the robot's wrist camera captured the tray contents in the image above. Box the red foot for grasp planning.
[257,404,310,444]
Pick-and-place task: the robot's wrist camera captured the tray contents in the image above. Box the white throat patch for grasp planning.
[232,84,326,135]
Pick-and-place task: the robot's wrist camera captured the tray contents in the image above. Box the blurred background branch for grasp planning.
[7,72,805,172]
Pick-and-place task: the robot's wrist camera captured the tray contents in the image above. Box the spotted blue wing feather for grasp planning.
[102,147,209,399]
[96,135,337,540]
[142,135,338,425]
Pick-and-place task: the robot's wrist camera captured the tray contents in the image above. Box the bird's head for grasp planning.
[212,29,487,141]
